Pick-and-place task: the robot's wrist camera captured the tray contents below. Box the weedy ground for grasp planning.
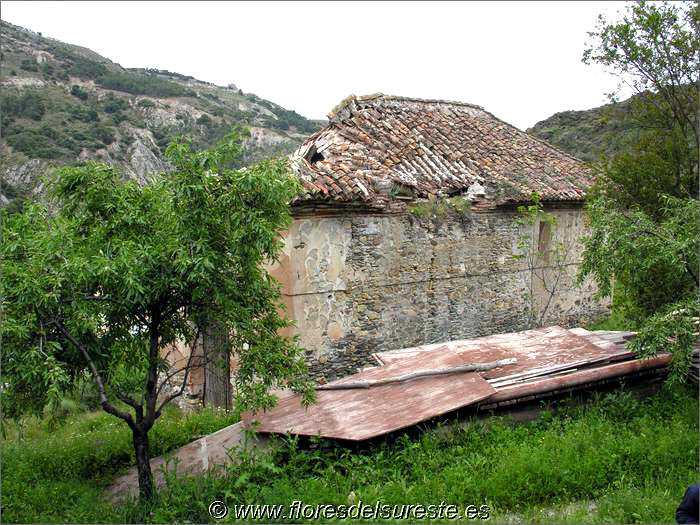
[2,383,697,524]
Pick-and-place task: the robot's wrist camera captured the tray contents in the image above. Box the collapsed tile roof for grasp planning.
[290,94,593,208]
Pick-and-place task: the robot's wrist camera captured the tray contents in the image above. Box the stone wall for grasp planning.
[269,203,609,382]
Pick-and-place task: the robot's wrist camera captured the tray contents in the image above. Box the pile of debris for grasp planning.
[244,326,673,441]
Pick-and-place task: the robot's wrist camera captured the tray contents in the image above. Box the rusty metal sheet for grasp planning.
[244,326,639,441]
[485,353,672,404]
[243,368,495,441]
[373,326,629,380]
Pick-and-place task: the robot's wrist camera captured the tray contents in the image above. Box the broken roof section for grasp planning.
[243,326,668,441]
[290,94,593,208]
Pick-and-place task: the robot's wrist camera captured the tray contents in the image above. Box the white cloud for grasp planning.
[1,1,626,129]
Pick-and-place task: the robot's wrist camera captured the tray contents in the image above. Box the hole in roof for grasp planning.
[306,145,324,165]
[309,150,324,164]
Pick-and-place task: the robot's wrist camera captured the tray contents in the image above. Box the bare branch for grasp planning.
[51,319,135,428]
[116,392,142,411]
[155,327,206,414]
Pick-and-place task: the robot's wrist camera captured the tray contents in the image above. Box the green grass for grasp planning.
[3,384,696,523]
[408,197,472,218]
[1,404,239,523]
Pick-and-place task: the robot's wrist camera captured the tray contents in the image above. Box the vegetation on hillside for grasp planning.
[527,97,640,163]
[0,21,324,210]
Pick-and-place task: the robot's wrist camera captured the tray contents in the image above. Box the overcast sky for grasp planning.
[2,1,628,130]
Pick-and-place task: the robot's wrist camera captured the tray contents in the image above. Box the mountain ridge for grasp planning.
[0,20,325,209]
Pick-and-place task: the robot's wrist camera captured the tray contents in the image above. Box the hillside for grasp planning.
[527,96,640,164]
[0,21,325,209]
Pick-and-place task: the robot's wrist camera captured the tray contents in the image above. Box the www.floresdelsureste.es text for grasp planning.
[208,499,491,520]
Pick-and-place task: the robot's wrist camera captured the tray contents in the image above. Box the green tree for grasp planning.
[0,131,314,500]
[580,0,699,381]
[579,195,699,381]
[583,0,699,212]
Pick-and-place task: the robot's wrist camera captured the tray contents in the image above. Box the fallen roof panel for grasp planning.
[372,326,627,380]
[243,371,495,441]
[244,326,631,441]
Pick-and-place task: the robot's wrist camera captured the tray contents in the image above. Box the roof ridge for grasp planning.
[369,94,485,110]
[327,93,485,121]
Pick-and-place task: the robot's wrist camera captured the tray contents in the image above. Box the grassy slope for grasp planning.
[2,385,697,523]
[527,97,639,164]
[2,404,239,523]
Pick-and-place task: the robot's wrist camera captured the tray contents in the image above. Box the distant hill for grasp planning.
[0,21,325,209]
[526,96,642,164]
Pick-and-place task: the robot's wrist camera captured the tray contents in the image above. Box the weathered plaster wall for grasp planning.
[271,204,609,382]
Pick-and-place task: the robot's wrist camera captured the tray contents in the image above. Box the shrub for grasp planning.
[20,58,38,72]
[103,96,128,114]
[70,85,89,101]
[137,99,155,108]
[2,92,46,121]
[69,106,98,123]
[38,125,59,140]
[110,112,127,125]
[6,130,65,159]
[94,126,116,145]
[196,114,212,127]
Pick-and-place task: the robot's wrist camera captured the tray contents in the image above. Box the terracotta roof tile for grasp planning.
[290,94,592,206]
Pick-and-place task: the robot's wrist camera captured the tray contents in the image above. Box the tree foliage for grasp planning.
[0,131,314,499]
[579,194,698,316]
[580,0,699,382]
[583,0,699,213]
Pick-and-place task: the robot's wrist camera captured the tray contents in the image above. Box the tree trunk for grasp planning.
[132,427,154,501]
[203,321,231,410]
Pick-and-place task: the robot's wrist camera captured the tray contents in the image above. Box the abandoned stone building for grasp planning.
[168,93,610,399]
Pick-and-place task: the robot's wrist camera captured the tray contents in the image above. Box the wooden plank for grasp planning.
[487,350,634,387]
[484,354,672,404]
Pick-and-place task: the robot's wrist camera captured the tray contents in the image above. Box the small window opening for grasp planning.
[537,221,552,263]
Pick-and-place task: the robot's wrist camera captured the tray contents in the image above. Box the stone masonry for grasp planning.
[271,202,608,382]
